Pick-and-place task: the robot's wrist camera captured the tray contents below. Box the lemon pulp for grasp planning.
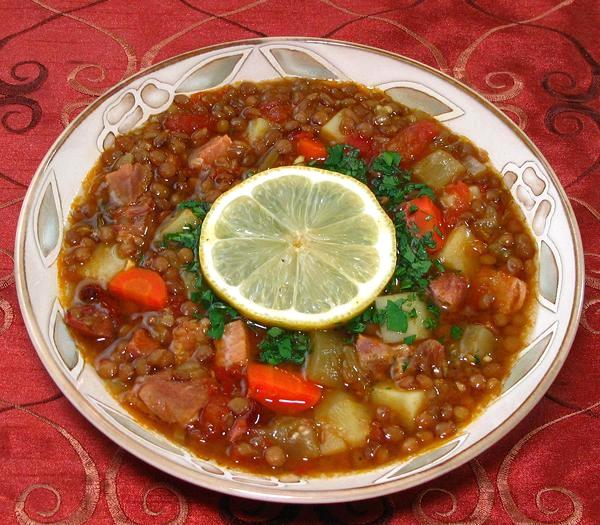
[199,166,396,329]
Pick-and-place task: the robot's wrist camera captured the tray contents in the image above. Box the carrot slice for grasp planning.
[247,363,321,414]
[108,268,168,310]
[403,196,446,252]
[296,136,327,160]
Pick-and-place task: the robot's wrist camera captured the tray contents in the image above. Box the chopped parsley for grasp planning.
[403,334,416,344]
[401,358,410,372]
[383,299,409,333]
[450,325,463,340]
[163,225,197,250]
[311,144,368,184]
[424,303,441,330]
[258,327,310,365]
[346,304,382,334]
[392,210,437,291]
[370,151,434,206]
[178,200,211,219]
[196,289,239,339]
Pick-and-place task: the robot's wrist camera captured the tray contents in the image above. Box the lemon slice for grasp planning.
[199,166,396,329]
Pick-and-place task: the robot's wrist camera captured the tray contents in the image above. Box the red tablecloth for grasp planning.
[1,1,599,523]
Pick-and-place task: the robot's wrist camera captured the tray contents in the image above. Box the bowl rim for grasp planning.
[14,36,585,503]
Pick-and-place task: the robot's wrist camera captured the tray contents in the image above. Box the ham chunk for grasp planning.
[356,335,406,381]
[214,320,250,370]
[429,272,468,311]
[105,163,150,206]
[169,317,213,364]
[188,135,232,168]
[126,373,214,426]
[391,339,446,381]
[113,195,155,238]
[472,268,527,314]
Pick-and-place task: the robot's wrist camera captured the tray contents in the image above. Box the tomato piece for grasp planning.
[469,268,527,314]
[259,100,292,123]
[164,113,211,135]
[247,363,322,414]
[404,196,446,252]
[441,181,472,227]
[296,136,327,160]
[346,133,375,159]
[387,120,439,164]
[126,328,161,357]
[108,268,168,310]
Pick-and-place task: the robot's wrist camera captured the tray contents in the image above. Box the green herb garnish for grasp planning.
[312,144,368,184]
[450,325,463,340]
[258,327,310,365]
[178,200,211,219]
[197,289,239,339]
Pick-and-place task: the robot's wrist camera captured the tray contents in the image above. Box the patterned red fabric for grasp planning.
[1,1,599,523]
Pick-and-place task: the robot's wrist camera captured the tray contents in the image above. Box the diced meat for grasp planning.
[391,339,446,381]
[188,135,232,168]
[105,163,150,206]
[169,317,212,364]
[65,304,115,339]
[356,335,406,381]
[471,268,527,314]
[228,405,259,443]
[113,195,155,238]
[126,373,214,426]
[127,328,161,358]
[429,272,469,311]
[214,320,250,370]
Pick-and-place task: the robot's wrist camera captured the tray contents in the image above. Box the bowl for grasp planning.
[14,37,584,503]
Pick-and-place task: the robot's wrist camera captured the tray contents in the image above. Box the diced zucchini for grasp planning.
[375,293,431,344]
[315,390,372,451]
[81,244,130,284]
[459,324,496,359]
[246,117,271,145]
[413,150,465,190]
[306,331,345,387]
[371,382,426,430]
[159,208,199,237]
[438,224,477,276]
[320,109,347,142]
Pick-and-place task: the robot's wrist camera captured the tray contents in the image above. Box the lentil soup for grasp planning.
[58,78,537,475]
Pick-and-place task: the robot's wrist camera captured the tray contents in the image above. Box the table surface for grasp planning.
[1,1,599,523]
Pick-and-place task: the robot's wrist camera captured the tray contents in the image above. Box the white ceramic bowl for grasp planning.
[15,38,584,503]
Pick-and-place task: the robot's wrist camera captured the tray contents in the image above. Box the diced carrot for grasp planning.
[296,136,327,160]
[403,196,446,252]
[247,363,321,414]
[108,268,168,310]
